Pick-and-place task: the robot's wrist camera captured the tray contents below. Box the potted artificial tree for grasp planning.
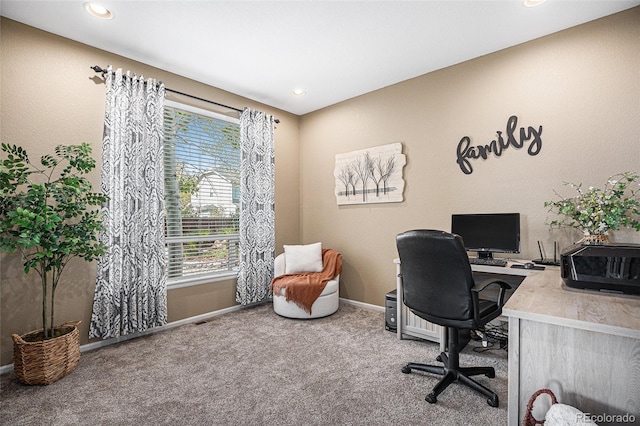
[0,142,107,385]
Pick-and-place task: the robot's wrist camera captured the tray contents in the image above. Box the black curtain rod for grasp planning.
[91,65,280,123]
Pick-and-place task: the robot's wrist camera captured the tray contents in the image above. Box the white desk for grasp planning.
[503,270,640,425]
[393,258,540,351]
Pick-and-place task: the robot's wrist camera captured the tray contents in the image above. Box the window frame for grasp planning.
[163,100,241,289]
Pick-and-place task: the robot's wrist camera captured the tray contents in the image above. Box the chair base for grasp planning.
[273,290,339,319]
[401,327,500,407]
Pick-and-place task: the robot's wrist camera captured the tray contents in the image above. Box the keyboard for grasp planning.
[468,257,507,267]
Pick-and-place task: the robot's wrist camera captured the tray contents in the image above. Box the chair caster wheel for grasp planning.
[486,369,495,378]
[401,366,412,374]
[436,355,442,362]
[425,393,437,404]
[487,395,499,407]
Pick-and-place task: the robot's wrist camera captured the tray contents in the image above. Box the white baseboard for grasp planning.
[339,297,385,312]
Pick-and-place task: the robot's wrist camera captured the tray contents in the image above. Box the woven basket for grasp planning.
[12,320,81,385]
[523,388,558,426]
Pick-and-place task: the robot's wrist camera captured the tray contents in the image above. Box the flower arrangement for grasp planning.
[544,172,640,241]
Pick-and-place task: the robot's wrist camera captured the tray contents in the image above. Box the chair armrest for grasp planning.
[274,253,286,278]
[473,278,512,294]
[471,279,512,324]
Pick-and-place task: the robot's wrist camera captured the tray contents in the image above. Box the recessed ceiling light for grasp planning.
[84,2,113,19]
[291,89,306,96]
[523,0,548,7]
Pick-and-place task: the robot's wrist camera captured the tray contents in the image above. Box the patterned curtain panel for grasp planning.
[237,108,276,305]
[90,66,167,339]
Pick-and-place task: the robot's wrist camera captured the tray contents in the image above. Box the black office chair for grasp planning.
[396,229,511,407]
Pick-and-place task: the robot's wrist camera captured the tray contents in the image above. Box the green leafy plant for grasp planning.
[0,143,107,339]
[544,172,640,237]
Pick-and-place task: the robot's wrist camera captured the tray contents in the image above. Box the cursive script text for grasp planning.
[456,115,542,174]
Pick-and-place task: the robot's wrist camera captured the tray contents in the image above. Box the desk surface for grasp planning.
[503,270,640,339]
[393,258,545,276]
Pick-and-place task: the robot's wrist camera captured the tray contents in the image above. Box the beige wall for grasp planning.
[0,18,301,366]
[298,8,640,306]
[2,8,640,367]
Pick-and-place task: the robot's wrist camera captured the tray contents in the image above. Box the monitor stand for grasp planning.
[477,251,494,260]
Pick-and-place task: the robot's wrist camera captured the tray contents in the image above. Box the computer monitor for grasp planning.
[451,213,520,259]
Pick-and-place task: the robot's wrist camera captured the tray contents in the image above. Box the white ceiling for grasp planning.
[2,1,639,115]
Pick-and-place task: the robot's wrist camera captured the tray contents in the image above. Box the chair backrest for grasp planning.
[396,229,476,325]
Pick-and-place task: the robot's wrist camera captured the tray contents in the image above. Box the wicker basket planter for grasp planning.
[12,320,81,385]
[578,233,610,245]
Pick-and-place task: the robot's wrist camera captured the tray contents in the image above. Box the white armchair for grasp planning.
[272,244,341,319]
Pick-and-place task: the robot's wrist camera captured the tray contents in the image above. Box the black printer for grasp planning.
[561,243,640,295]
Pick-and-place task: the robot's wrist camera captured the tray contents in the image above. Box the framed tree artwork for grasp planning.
[334,142,406,205]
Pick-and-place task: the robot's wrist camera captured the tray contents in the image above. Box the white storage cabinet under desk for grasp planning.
[393,258,534,351]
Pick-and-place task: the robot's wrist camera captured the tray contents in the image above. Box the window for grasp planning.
[163,100,241,286]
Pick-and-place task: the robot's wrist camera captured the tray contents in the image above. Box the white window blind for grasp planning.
[163,100,241,285]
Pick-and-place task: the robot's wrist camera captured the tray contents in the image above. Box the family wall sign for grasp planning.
[456,115,543,174]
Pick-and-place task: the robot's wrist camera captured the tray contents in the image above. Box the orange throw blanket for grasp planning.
[270,249,342,315]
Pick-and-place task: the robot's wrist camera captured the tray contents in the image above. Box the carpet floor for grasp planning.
[0,302,508,425]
